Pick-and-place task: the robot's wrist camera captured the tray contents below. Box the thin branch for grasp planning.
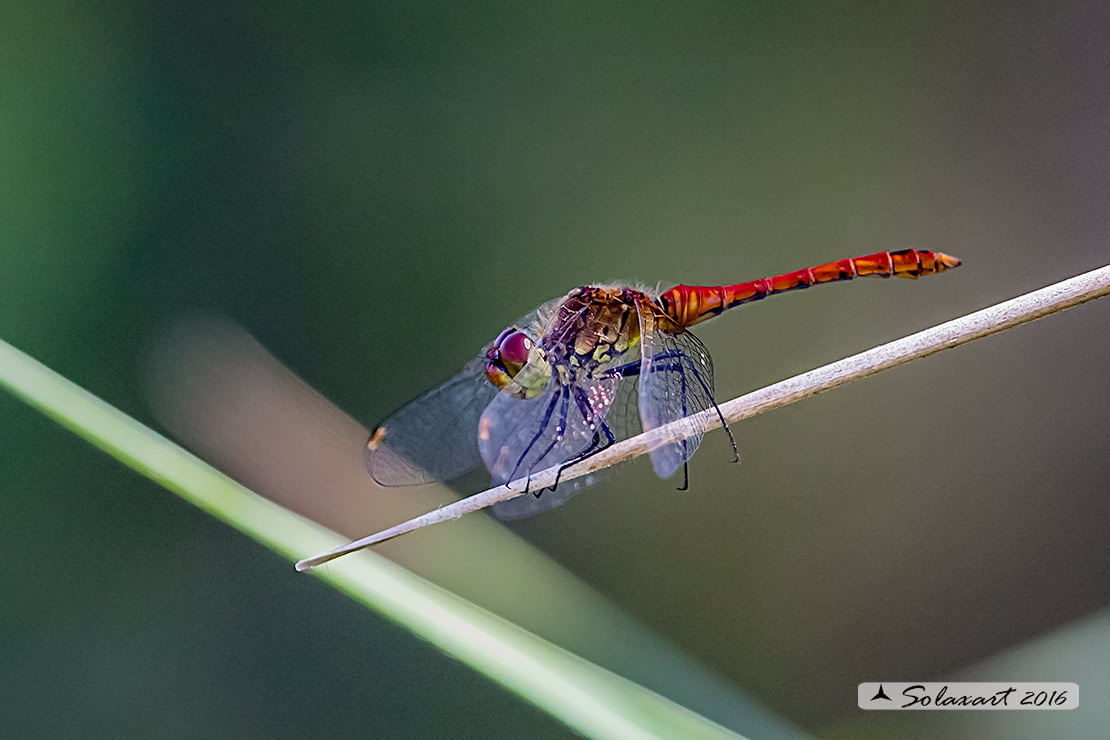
[297,264,1110,571]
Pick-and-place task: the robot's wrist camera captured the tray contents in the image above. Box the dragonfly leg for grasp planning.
[674,352,739,464]
[600,359,639,378]
[603,352,685,378]
[550,431,599,493]
[523,388,572,498]
[549,388,618,491]
[505,386,564,491]
[676,354,690,490]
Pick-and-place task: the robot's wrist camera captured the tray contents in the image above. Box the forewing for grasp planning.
[366,294,569,488]
[635,297,715,479]
[366,358,498,486]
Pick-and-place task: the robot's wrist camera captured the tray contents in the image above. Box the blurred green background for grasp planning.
[3,2,1109,738]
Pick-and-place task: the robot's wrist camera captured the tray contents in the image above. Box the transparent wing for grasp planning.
[489,371,645,519]
[365,295,567,487]
[480,363,631,520]
[365,358,499,486]
[635,297,716,479]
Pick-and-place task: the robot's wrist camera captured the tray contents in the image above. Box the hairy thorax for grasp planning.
[545,287,644,382]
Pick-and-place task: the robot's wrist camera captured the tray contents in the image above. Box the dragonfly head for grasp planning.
[485,327,550,399]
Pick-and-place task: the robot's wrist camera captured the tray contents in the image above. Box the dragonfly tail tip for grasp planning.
[936,252,962,270]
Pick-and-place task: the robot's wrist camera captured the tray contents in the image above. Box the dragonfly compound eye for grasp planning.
[498,331,533,367]
[484,329,550,399]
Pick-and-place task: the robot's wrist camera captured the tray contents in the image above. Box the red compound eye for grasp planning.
[498,331,532,366]
[491,326,515,350]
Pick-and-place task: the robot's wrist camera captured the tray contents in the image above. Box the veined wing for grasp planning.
[477,369,621,518]
[366,294,567,487]
[488,371,641,520]
[634,295,716,479]
[365,357,498,486]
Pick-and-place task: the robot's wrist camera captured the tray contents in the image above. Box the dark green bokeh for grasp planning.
[3,2,1109,738]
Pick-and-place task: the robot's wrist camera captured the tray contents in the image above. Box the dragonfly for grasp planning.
[366,249,960,520]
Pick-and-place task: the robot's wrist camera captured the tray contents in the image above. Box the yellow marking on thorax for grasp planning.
[573,292,641,361]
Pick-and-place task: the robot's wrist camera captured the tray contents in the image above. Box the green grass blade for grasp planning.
[0,337,750,740]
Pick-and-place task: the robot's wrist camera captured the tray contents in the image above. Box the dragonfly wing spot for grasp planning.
[367,426,387,451]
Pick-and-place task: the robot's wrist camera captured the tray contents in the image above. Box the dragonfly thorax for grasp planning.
[543,287,643,377]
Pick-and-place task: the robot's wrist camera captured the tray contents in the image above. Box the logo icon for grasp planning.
[870,684,892,702]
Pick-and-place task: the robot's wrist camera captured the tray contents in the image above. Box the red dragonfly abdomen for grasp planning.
[658,249,961,328]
